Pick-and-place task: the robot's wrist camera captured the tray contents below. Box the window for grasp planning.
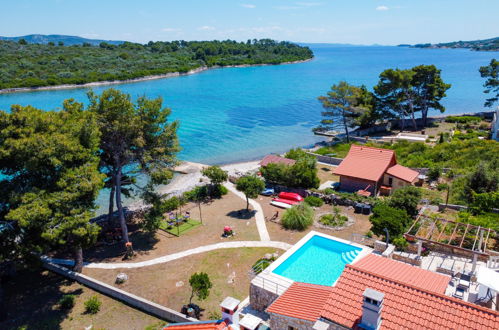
[288,327,297,330]
[388,177,393,186]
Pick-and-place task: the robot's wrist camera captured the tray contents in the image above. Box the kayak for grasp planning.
[270,201,293,209]
[278,192,303,202]
[272,198,299,205]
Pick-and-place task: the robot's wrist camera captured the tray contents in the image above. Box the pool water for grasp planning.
[272,235,361,286]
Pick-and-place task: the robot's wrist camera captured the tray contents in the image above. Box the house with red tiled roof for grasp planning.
[333,145,419,196]
[265,254,499,329]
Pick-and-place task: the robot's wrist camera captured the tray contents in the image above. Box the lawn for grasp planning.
[83,247,281,321]
[0,268,165,330]
[160,218,202,236]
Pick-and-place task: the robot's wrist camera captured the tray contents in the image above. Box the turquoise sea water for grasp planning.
[0,45,497,165]
[273,235,362,286]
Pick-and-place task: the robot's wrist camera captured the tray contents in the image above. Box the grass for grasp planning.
[159,218,202,236]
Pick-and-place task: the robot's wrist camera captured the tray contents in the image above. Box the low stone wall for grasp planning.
[307,152,343,166]
[392,252,422,266]
[43,262,195,323]
[268,312,315,330]
[249,282,279,312]
[374,240,389,253]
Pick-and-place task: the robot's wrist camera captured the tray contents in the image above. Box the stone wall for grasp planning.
[249,282,280,312]
[392,252,422,266]
[307,152,343,166]
[374,240,389,253]
[268,312,316,330]
[44,262,195,323]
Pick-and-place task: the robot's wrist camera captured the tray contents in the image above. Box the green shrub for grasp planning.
[281,203,314,231]
[304,196,324,207]
[427,166,442,181]
[84,296,101,314]
[369,202,411,239]
[319,207,348,227]
[388,186,422,217]
[58,294,75,310]
[445,116,481,124]
[436,183,448,191]
[323,188,334,195]
[392,236,408,251]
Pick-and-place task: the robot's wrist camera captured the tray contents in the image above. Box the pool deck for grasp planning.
[251,231,372,295]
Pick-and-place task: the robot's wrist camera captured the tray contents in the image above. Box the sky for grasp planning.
[0,0,498,45]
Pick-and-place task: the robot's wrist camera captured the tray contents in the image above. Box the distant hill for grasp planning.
[403,37,499,51]
[0,34,124,46]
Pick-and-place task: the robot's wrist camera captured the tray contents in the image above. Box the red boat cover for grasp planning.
[278,192,304,202]
[272,198,299,205]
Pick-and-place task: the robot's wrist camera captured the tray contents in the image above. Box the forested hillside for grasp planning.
[0,39,313,90]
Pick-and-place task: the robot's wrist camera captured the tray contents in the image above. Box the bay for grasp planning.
[0,45,497,165]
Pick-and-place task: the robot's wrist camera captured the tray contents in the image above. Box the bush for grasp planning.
[445,116,481,124]
[323,188,335,195]
[436,183,448,191]
[369,202,411,239]
[58,294,75,310]
[319,207,348,227]
[84,296,101,314]
[392,236,408,251]
[388,186,421,217]
[427,166,442,181]
[304,196,324,207]
[281,203,314,231]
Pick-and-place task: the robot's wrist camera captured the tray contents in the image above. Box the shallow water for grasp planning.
[0,45,497,165]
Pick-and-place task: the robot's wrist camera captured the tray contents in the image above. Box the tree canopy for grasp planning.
[236,175,265,210]
[0,39,313,89]
[479,58,498,107]
[88,89,179,242]
[0,102,104,271]
[189,272,212,304]
[317,81,372,141]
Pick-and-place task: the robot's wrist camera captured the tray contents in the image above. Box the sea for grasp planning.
[0,45,497,165]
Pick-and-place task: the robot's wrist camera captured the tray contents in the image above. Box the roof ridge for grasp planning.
[345,264,499,316]
[351,144,395,153]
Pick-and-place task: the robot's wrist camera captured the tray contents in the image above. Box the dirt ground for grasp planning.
[0,269,164,330]
[83,247,279,321]
[84,191,260,263]
[257,195,372,245]
[316,163,339,184]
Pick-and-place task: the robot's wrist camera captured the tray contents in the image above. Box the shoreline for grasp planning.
[0,58,312,95]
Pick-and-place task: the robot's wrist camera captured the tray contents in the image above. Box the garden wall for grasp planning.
[306,152,343,166]
[43,262,196,323]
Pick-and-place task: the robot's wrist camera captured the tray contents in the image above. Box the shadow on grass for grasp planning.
[0,268,83,330]
[84,229,160,263]
[226,209,256,220]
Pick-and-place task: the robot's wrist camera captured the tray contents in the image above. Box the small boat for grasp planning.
[272,198,299,205]
[278,192,303,202]
[270,200,293,209]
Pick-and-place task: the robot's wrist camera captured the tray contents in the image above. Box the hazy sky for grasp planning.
[1,0,497,45]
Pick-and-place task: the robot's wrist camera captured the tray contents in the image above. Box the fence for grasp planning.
[43,261,196,323]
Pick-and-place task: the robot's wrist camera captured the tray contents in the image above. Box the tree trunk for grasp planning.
[422,109,428,127]
[115,167,129,243]
[107,177,115,226]
[342,110,350,143]
[189,290,194,304]
[73,245,84,273]
[246,195,249,211]
[411,110,417,130]
[198,202,202,224]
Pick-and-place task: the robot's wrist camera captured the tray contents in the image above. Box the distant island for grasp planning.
[0,34,124,46]
[0,36,313,91]
[402,36,499,51]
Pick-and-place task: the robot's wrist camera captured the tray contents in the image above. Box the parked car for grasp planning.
[260,188,275,196]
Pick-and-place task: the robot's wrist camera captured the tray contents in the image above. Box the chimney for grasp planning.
[360,288,384,330]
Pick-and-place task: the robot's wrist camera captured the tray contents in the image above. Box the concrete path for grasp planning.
[224,182,271,241]
[43,241,291,269]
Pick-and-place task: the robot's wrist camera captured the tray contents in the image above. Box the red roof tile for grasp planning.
[266,282,333,321]
[164,320,229,329]
[333,145,396,182]
[353,254,450,293]
[321,265,499,329]
[259,154,296,167]
[386,164,419,183]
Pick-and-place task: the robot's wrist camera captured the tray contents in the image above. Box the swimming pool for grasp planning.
[272,234,362,286]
